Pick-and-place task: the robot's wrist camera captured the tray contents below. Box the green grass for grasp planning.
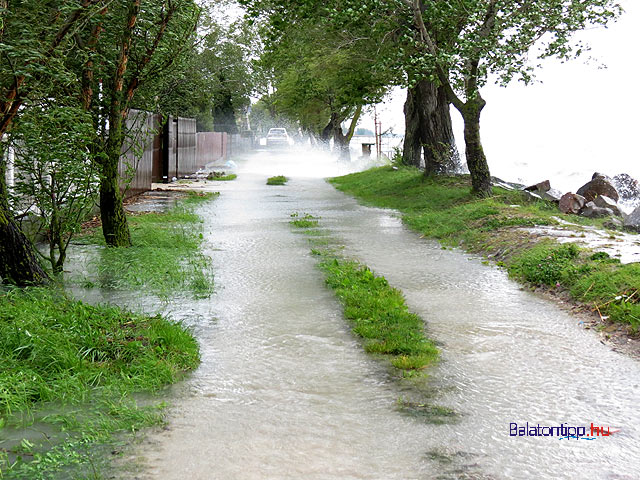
[289,211,438,371]
[508,244,640,329]
[329,166,559,247]
[75,192,215,299]
[330,166,640,330]
[266,175,288,185]
[207,173,237,181]
[318,258,438,371]
[0,287,199,478]
[289,212,319,228]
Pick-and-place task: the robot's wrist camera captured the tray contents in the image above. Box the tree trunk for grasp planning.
[402,85,422,167]
[403,79,458,173]
[460,101,492,197]
[100,117,131,247]
[0,156,49,285]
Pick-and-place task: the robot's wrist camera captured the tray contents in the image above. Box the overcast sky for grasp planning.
[369,0,639,190]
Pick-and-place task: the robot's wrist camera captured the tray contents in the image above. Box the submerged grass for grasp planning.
[330,166,640,330]
[266,175,288,185]
[207,173,237,181]
[0,287,200,478]
[290,211,438,372]
[76,192,216,299]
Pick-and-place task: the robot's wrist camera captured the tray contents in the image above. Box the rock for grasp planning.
[540,188,563,204]
[492,176,524,190]
[593,195,621,216]
[623,205,640,232]
[603,218,624,230]
[521,190,543,202]
[576,176,619,203]
[612,173,640,202]
[580,201,614,218]
[559,193,586,214]
[524,180,551,193]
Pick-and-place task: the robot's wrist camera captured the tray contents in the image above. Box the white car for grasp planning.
[266,128,290,148]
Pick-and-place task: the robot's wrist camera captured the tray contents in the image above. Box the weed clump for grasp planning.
[289,212,319,228]
[267,175,288,185]
[508,243,580,286]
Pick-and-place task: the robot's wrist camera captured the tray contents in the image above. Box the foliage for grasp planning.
[142,13,256,132]
[266,175,287,185]
[243,0,394,140]
[10,104,99,274]
[75,192,215,299]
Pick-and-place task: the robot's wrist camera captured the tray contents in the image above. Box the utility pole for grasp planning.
[374,106,382,159]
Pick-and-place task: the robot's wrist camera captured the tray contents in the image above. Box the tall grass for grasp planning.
[0,287,200,477]
[75,192,216,299]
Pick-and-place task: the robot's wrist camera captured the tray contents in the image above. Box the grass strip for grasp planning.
[330,166,640,330]
[266,175,288,185]
[290,212,438,371]
[207,173,237,181]
[0,287,199,477]
[75,192,215,299]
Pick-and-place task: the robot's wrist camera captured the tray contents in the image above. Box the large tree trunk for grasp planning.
[459,100,492,197]
[100,119,131,247]
[402,79,458,173]
[0,156,49,285]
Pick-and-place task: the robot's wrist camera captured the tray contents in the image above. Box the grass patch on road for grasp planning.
[76,192,216,299]
[290,212,438,372]
[0,287,199,478]
[207,173,237,181]
[267,175,288,185]
[330,167,640,331]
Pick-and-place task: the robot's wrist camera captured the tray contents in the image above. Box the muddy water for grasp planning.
[131,150,639,480]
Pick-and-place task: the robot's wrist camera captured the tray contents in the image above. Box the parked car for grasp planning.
[266,128,290,148]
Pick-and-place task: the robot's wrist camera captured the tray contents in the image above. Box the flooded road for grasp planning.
[131,150,639,479]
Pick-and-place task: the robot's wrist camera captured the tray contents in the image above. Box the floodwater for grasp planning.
[120,150,639,479]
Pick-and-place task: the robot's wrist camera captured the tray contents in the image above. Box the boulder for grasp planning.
[612,173,640,202]
[540,188,563,204]
[521,190,543,202]
[593,195,621,216]
[524,180,551,193]
[623,205,640,232]
[559,193,586,214]
[576,176,619,203]
[580,201,614,218]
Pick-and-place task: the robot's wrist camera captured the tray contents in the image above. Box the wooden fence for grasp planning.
[119,111,252,197]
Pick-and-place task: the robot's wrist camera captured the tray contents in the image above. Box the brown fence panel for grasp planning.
[119,110,161,197]
[177,117,197,177]
[196,132,227,165]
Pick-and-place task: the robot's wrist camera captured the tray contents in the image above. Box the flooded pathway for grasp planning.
[134,151,640,479]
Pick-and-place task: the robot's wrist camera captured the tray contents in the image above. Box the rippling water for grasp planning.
[86,149,638,479]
